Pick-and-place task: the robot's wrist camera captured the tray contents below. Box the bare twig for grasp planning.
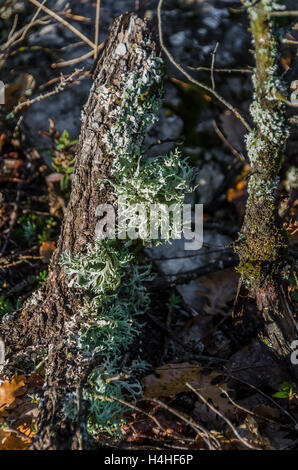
[106,395,188,441]
[7,14,18,40]
[1,3,50,62]
[145,311,229,362]
[218,386,295,430]
[39,71,89,89]
[157,0,252,132]
[19,0,47,42]
[161,255,238,286]
[186,382,261,450]
[213,120,246,161]
[11,68,84,115]
[222,373,298,428]
[189,66,252,74]
[0,256,41,270]
[282,38,298,46]
[211,42,219,90]
[62,12,92,23]
[270,10,298,17]
[51,44,104,69]
[151,246,232,261]
[142,397,220,449]
[94,0,101,60]
[28,0,95,49]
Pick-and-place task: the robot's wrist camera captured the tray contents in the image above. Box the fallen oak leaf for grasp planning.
[0,428,30,450]
[196,268,238,315]
[142,363,235,417]
[0,375,27,413]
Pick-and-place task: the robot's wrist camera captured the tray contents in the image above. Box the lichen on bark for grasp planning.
[235,0,296,360]
[0,13,194,446]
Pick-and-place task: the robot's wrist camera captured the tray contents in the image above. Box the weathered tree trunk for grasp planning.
[235,1,297,375]
[0,13,158,449]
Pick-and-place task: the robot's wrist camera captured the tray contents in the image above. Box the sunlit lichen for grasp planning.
[236,0,291,288]
[61,44,193,436]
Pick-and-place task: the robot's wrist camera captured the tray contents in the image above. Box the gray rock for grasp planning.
[170,31,187,47]
[28,24,65,48]
[196,162,224,204]
[146,230,232,309]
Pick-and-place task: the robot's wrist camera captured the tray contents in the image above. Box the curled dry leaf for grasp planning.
[0,428,31,450]
[142,362,235,417]
[0,375,27,413]
[39,241,56,263]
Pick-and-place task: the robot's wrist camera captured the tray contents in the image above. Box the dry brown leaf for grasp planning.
[0,133,6,154]
[4,73,36,111]
[0,373,42,450]
[226,163,250,218]
[0,428,30,450]
[142,362,235,417]
[0,375,27,413]
[39,241,56,263]
[196,268,238,315]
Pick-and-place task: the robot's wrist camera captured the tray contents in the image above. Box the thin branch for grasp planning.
[218,386,294,429]
[19,0,47,42]
[1,2,50,57]
[189,66,252,74]
[51,45,104,68]
[62,12,92,23]
[162,256,238,284]
[11,68,84,115]
[151,246,232,261]
[7,14,18,40]
[186,382,261,450]
[213,120,246,161]
[94,0,101,60]
[141,397,220,450]
[270,10,298,17]
[157,0,252,132]
[282,38,298,46]
[28,0,95,50]
[106,395,190,442]
[39,71,89,89]
[222,373,298,428]
[211,42,219,90]
[145,311,229,363]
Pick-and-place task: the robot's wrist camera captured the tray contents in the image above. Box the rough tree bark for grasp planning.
[0,13,159,449]
[235,1,297,376]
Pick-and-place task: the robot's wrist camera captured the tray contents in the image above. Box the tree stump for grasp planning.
[0,13,160,450]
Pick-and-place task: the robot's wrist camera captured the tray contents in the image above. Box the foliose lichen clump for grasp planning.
[101,49,193,243]
[61,43,193,435]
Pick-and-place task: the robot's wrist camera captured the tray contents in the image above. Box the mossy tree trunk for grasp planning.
[0,14,159,449]
[235,1,297,371]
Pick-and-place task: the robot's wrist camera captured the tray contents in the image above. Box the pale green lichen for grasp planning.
[248,174,279,202]
[62,244,153,434]
[236,0,291,288]
[107,149,193,242]
[62,240,133,295]
[61,45,193,436]
[245,1,290,174]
